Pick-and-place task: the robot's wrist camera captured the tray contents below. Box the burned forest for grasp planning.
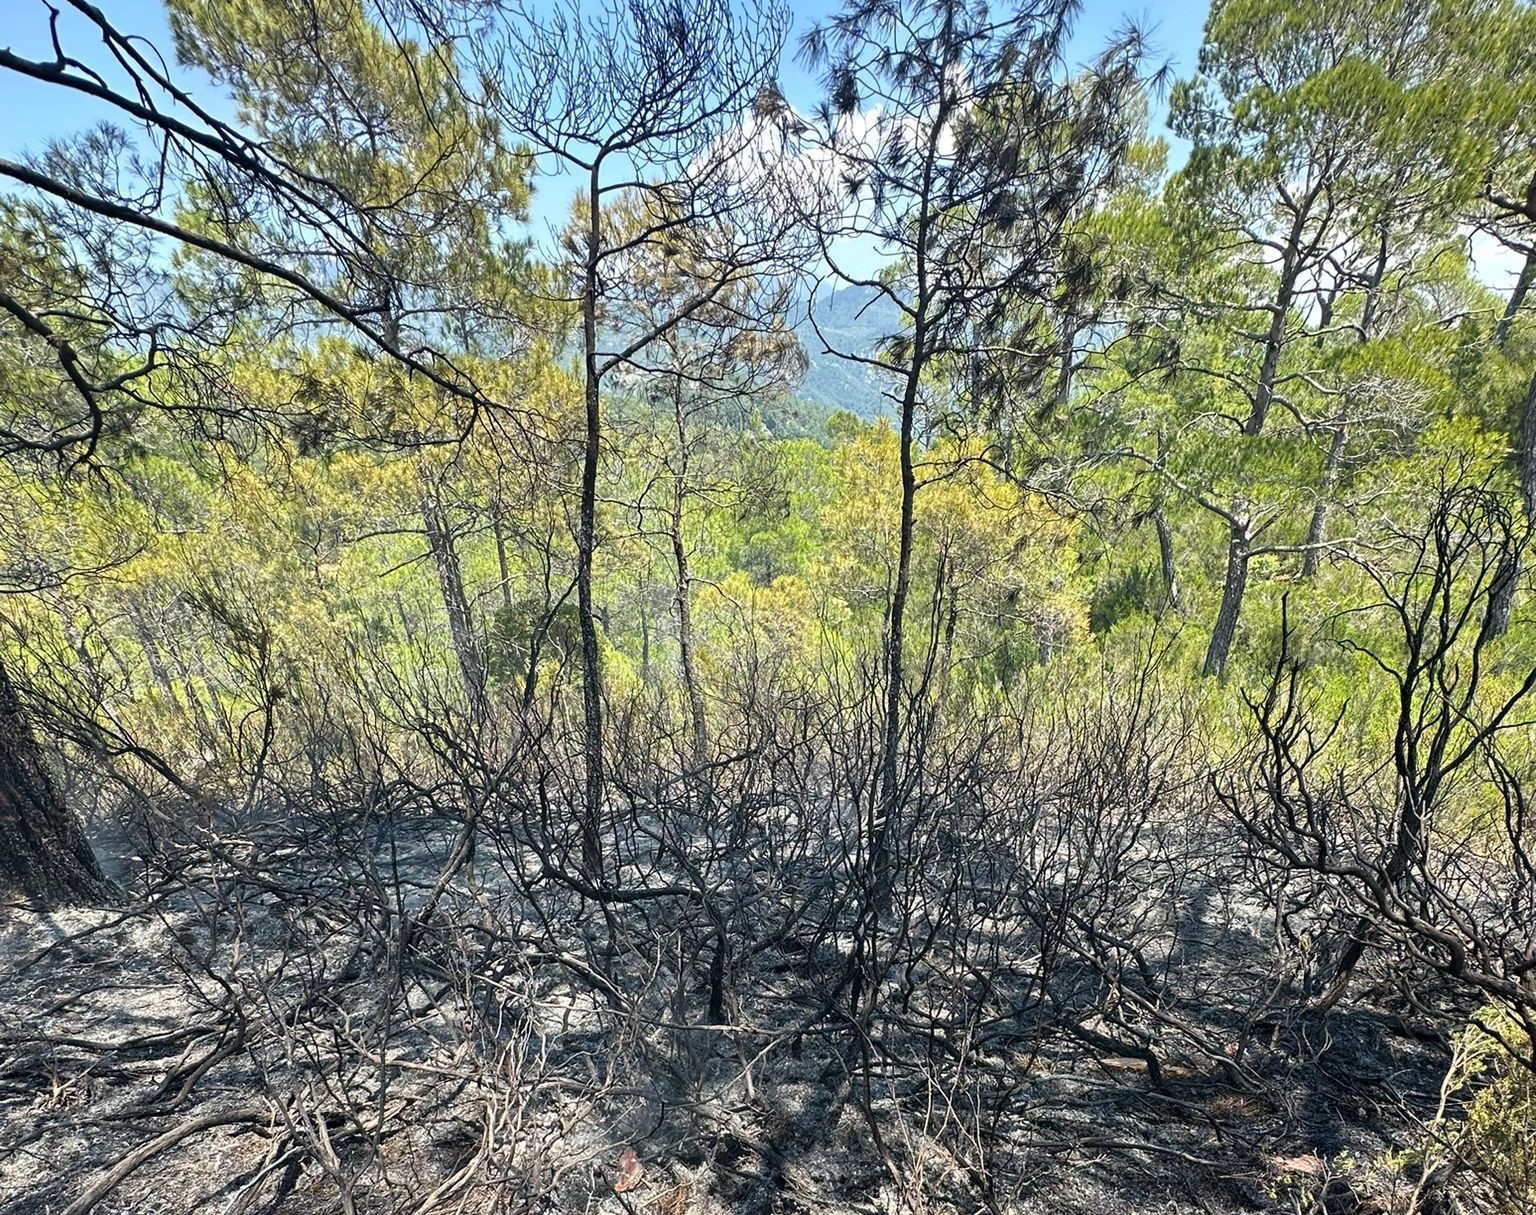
[2,0,1536,1212]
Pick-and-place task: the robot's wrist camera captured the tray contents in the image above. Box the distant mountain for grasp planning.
[598,283,901,429]
[793,285,903,421]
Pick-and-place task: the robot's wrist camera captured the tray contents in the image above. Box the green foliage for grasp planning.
[1,0,1535,889]
[487,598,582,685]
[1089,564,1161,634]
[1391,1007,1536,1214]
[1444,1010,1536,1207]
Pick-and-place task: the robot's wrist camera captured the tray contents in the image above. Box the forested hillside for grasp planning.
[1,0,1535,1212]
[795,286,900,418]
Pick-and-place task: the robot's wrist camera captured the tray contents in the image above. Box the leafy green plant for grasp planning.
[1394,1006,1536,1215]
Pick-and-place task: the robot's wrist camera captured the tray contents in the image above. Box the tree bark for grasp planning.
[576,165,606,881]
[1488,368,1536,636]
[1243,223,1302,436]
[670,388,709,776]
[1203,513,1251,677]
[0,657,117,907]
[1154,508,1178,609]
[419,475,488,720]
[1052,308,1077,414]
[492,512,514,613]
[1206,233,1298,673]
[871,300,927,930]
[867,82,949,929]
[1494,244,1535,349]
[1302,424,1347,578]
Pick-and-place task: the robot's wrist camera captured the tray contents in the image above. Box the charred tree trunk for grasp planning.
[672,536,706,770]
[0,658,117,908]
[873,327,923,920]
[576,165,606,881]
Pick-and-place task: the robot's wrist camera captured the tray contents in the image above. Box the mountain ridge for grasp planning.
[793,284,902,421]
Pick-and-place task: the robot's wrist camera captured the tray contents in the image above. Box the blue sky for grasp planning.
[1,0,221,152]
[1,0,1210,229]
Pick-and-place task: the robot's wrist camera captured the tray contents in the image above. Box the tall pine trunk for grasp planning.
[869,281,930,927]
[1154,508,1179,608]
[1242,228,1301,438]
[1203,513,1251,677]
[1494,243,1535,349]
[670,388,709,776]
[1488,238,1536,636]
[1302,424,1347,578]
[493,513,515,613]
[419,474,487,720]
[1206,249,1300,675]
